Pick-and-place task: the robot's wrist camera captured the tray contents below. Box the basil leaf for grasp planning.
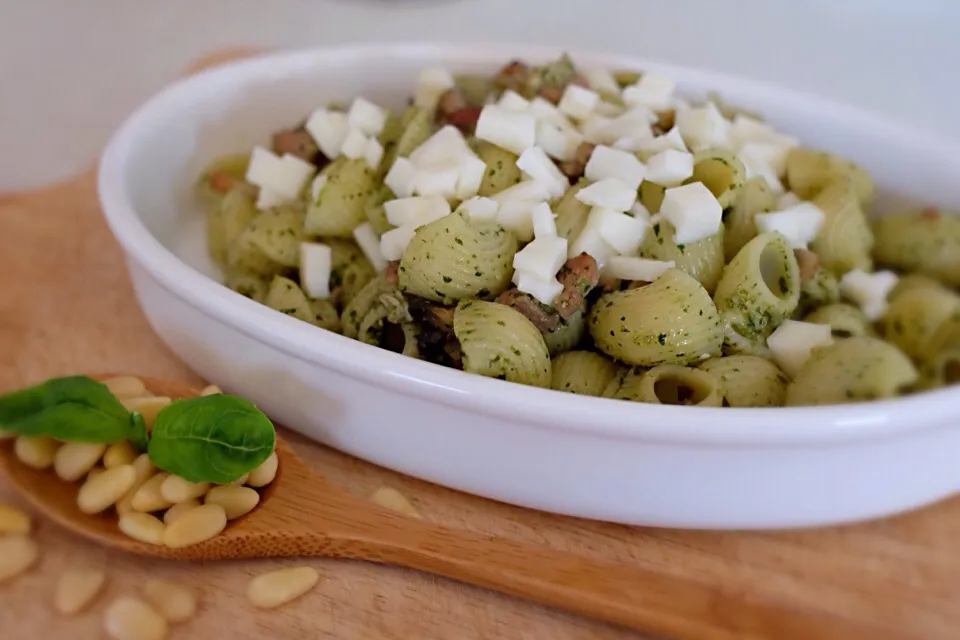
[147,394,276,483]
[129,413,148,452]
[0,375,138,443]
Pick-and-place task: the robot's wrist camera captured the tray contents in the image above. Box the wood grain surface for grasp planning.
[1,49,959,640]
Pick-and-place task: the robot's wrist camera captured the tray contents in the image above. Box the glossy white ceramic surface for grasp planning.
[99,43,960,529]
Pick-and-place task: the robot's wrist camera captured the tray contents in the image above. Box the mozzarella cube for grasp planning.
[352,222,388,272]
[310,174,328,201]
[412,165,460,198]
[409,125,469,166]
[498,90,531,111]
[584,145,647,191]
[605,256,675,282]
[457,196,500,221]
[597,101,624,117]
[777,192,803,210]
[739,143,785,193]
[246,147,315,200]
[558,84,601,121]
[592,106,656,144]
[622,73,676,109]
[659,182,722,244]
[644,149,694,187]
[246,147,286,189]
[513,235,568,280]
[340,128,369,160]
[379,225,418,261]
[305,108,350,158]
[675,102,730,150]
[456,154,487,199]
[299,242,333,299]
[612,130,655,152]
[568,225,613,267]
[516,147,568,199]
[514,270,565,306]
[364,137,384,170]
[255,187,286,211]
[638,126,687,154]
[384,157,417,198]
[584,67,622,97]
[594,207,650,255]
[496,200,539,242]
[475,106,537,155]
[530,202,557,238]
[754,203,825,249]
[729,115,775,148]
[839,269,899,321]
[491,180,552,204]
[537,121,583,161]
[767,320,834,378]
[575,178,637,212]
[580,114,615,145]
[630,201,652,222]
[528,97,578,132]
[383,196,451,228]
[277,154,316,195]
[347,97,388,137]
[415,67,455,108]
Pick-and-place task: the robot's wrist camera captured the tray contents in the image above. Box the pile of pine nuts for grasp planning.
[7,376,277,548]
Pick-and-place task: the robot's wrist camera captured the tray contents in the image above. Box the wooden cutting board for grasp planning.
[2,49,960,640]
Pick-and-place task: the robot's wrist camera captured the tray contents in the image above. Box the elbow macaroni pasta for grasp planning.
[639,219,725,294]
[550,351,619,396]
[722,177,776,262]
[699,355,787,407]
[305,158,378,237]
[810,179,874,274]
[872,209,960,287]
[611,365,723,407]
[803,303,874,338]
[454,300,551,387]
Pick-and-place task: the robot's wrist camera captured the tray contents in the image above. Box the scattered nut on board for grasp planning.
[370,486,422,519]
[104,596,169,640]
[0,534,39,583]
[142,579,198,624]
[54,567,107,615]
[246,566,320,609]
[0,503,31,535]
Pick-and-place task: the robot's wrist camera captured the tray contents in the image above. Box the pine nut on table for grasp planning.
[0,503,31,534]
[246,566,320,609]
[54,567,107,615]
[0,535,40,583]
[103,596,169,640]
[142,579,197,623]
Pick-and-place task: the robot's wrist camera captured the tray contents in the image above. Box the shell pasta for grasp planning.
[194,52,960,408]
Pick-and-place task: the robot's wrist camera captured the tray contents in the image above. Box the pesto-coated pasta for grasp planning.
[786,337,917,406]
[639,218,725,294]
[723,177,776,262]
[341,274,399,340]
[785,147,874,204]
[238,203,305,268]
[398,212,518,305]
[311,299,342,333]
[304,158,378,237]
[612,365,723,406]
[476,140,523,197]
[714,232,800,353]
[872,209,960,287]
[208,186,258,269]
[686,147,745,208]
[810,179,874,274]
[553,180,591,241]
[796,265,840,316]
[590,268,723,366]
[918,346,960,390]
[454,300,551,387]
[698,355,787,407]
[804,304,874,339]
[363,184,395,236]
[224,270,270,304]
[326,239,376,309]
[354,290,415,351]
[888,273,944,301]
[542,307,587,356]
[264,276,319,325]
[550,351,619,396]
[393,106,435,159]
[881,286,960,360]
[638,180,665,213]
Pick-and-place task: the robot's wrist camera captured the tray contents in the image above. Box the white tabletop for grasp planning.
[1,0,957,191]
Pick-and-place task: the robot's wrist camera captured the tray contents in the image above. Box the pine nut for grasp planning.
[0,503,31,534]
[130,472,172,513]
[160,475,210,504]
[200,385,221,396]
[54,567,106,615]
[142,579,197,623]
[121,397,171,430]
[162,499,200,526]
[54,442,107,482]
[370,487,421,519]
[14,435,59,469]
[247,452,278,487]
[104,597,168,640]
[116,454,156,515]
[229,473,249,486]
[87,466,106,482]
[103,441,137,469]
[118,512,166,545]
[0,428,15,440]
[77,464,137,514]
[205,486,259,520]
[103,376,147,400]
[163,504,226,548]
[245,566,319,609]
[0,535,39,583]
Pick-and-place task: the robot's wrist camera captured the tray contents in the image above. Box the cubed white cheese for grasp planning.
[839,269,899,321]
[310,174,328,201]
[605,256,675,282]
[537,121,583,161]
[594,207,650,255]
[246,147,288,191]
[574,178,637,212]
[776,192,803,210]
[513,235,568,280]
[622,73,676,110]
[739,142,785,193]
[516,147,568,199]
[246,147,315,200]
[754,203,825,249]
[411,165,460,198]
[457,196,500,221]
[364,137,384,170]
[299,242,333,299]
[409,125,469,166]
[584,67,622,97]
[659,182,722,244]
[591,106,656,144]
[595,101,624,117]
[629,201,652,222]
[766,320,834,378]
[379,225,418,261]
[675,102,729,150]
[305,109,350,158]
[277,154,316,196]
[557,84,601,121]
[639,127,688,157]
[584,145,647,191]
[456,154,487,199]
[568,223,613,267]
[255,187,286,211]
[528,97,578,132]
[384,157,417,198]
[514,270,565,306]
[728,115,775,149]
[491,180,553,205]
[383,196,451,228]
[475,105,537,155]
[340,128,369,160]
[498,90,531,111]
[496,200,539,242]
[612,130,655,152]
[580,114,615,145]
[352,222,388,272]
[347,97,388,137]
[644,149,694,187]
[414,67,456,108]
[530,202,557,238]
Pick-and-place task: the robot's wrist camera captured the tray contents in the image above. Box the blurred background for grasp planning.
[1,0,956,191]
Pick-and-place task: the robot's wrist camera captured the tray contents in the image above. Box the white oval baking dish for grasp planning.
[98,43,960,530]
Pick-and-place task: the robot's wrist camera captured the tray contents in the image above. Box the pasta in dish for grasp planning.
[197,54,960,407]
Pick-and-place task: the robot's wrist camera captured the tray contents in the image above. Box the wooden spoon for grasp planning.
[0,375,897,640]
